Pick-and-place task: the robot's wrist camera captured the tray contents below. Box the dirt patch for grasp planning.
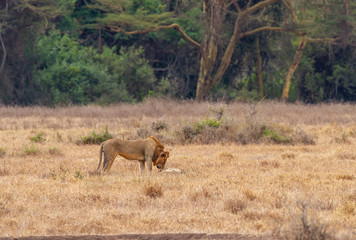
[1,234,269,240]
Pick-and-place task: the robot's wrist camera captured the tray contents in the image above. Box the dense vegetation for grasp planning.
[0,0,355,105]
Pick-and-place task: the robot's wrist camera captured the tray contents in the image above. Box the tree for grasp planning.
[0,0,73,104]
[279,0,355,101]
[196,0,287,101]
[86,0,287,101]
[34,31,157,105]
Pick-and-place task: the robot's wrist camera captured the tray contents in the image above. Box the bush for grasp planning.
[24,145,39,156]
[151,120,168,132]
[262,125,292,144]
[30,132,45,143]
[176,106,315,145]
[77,126,113,145]
[193,117,222,133]
[33,31,158,105]
[0,148,6,157]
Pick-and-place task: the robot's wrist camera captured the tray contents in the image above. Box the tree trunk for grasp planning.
[195,0,280,101]
[98,28,102,53]
[255,38,263,99]
[280,37,307,102]
[196,0,222,101]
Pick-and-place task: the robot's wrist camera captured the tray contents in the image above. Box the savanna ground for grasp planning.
[0,100,355,239]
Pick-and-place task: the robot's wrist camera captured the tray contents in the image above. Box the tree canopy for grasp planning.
[0,0,355,105]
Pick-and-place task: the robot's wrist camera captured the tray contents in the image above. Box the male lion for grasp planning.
[96,136,169,173]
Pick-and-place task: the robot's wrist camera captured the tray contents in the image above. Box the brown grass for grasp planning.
[143,183,163,199]
[0,100,355,238]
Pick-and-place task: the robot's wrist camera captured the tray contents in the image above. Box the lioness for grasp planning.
[96,136,169,173]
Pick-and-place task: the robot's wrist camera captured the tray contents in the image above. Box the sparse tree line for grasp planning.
[0,0,355,105]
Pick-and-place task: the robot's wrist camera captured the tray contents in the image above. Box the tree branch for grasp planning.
[306,37,340,43]
[105,23,201,48]
[281,0,298,22]
[23,0,48,28]
[0,0,8,75]
[244,0,279,15]
[239,26,289,38]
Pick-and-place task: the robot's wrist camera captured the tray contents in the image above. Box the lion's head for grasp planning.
[153,151,170,170]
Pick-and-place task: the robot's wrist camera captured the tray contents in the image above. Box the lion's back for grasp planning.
[110,138,155,155]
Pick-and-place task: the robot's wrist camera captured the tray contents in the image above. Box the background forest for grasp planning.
[0,0,355,105]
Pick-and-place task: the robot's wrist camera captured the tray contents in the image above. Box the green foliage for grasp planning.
[49,165,78,181]
[297,44,356,103]
[193,118,222,133]
[78,126,113,145]
[30,132,45,143]
[114,46,157,101]
[0,148,6,157]
[49,166,85,181]
[74,170,84,180]
[129,0,165,14]
[1,0,356,104]
[262,126,292,144]
[175,5,203,45]
[24,145,39,156]
[33,31,157,105]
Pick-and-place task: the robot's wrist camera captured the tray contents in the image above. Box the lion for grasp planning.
[96,136,170,173]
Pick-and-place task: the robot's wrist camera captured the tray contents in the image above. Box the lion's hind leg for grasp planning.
[103,152,119,172]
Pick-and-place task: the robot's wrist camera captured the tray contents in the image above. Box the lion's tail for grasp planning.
[96,143,104,171]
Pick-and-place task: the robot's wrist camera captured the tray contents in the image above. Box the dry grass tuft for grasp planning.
[244,190,258,201]
[224,198,247,214]
[339,202,355,215]
[189,188,213,202]
[336,174,354,181]
[281,152,296,159]
[275,204,334,240]
[0,159,9,176]
[219,152,234,160]
[143,183,163,199]
[48,147,62,156]
[151,120,168,132]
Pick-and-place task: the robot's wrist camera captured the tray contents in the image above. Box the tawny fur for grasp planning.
[96,136,169,173]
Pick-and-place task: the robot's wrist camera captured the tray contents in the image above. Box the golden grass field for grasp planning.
[0,100,355,239]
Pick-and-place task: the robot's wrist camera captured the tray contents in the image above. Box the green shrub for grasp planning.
[30,132,45,143]
[49,166,70,181]
[262,125,292,144]
[0,148,6,157]
[74,170,84,180]
[34,31,157,105]
[24,145,39,156]
[193,117,222,133]
[77,126,113,144]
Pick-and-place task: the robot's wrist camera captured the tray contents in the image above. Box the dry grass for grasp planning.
[0,100,355,238]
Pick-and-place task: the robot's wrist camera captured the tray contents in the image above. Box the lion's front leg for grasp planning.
[144,155,153,172]
[138,160,145,173]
